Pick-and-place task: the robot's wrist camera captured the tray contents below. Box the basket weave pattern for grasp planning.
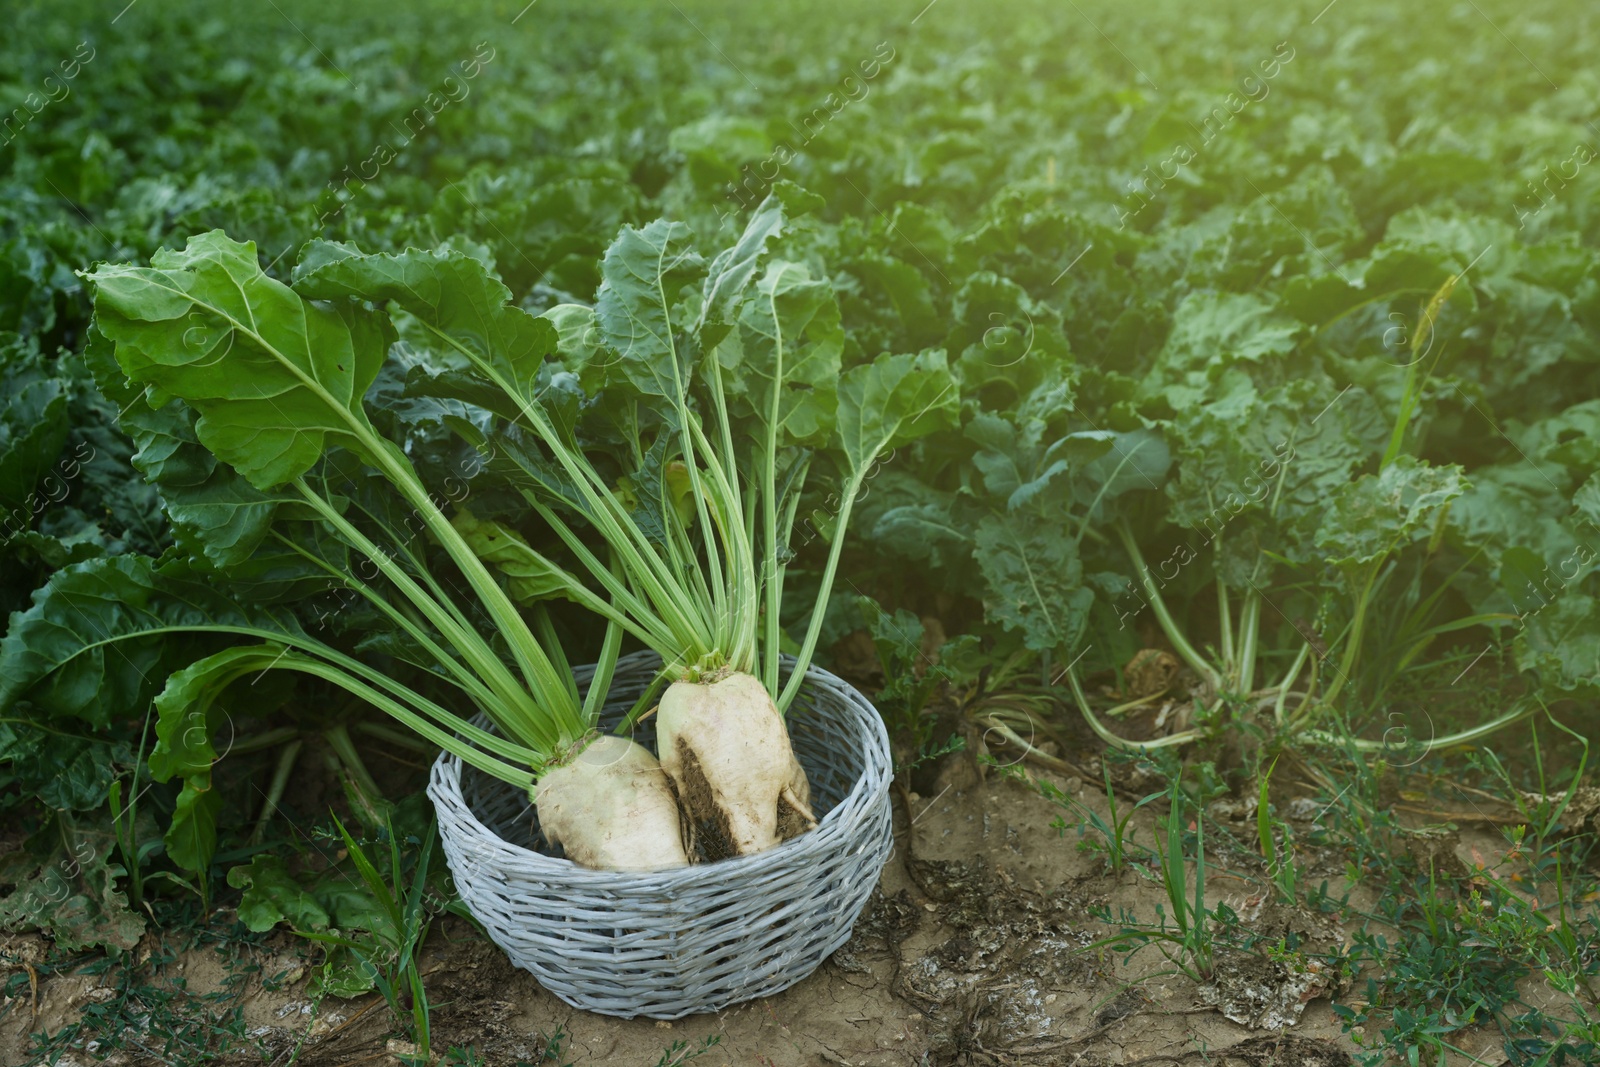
[427,651,894,1019]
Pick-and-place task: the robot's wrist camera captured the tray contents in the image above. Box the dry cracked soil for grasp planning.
[0,746,1403,1067]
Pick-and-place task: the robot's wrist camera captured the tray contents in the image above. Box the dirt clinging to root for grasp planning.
[674,741,737,862]
[775,786,814,840]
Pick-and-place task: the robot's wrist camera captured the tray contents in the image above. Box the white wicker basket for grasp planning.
[427,651,894,1019]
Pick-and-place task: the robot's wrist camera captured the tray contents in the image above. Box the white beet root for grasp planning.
[656,671,818,860]
[536,734,690,870]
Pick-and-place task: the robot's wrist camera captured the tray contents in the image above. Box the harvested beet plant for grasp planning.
[291,187,956,860]
[6,188,950,873]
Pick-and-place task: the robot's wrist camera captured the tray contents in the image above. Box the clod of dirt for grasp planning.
[909,857,997,926]
[1095,986,1148,1027]
[831,888,920,975]
[1120,648,1182,698]
[1209,793,1260,825]
[1287,797,1325,822]
[852,888,922,945]
[1523,786,1600,834]
[1208,1033,1354,1066]
[900,857,1096,1053]
[1199,949,1334,1030]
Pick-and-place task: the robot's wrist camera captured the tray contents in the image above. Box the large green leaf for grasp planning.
[0,555,300,728]
[836,349,959,479]
[165,780,221,877]
[148,644,289,784]
[698,185,819,328]
[722,259,844,446]
[0,719,131,812]
[1281,244,1461,327]
[291,242,559,405]
[846,253,941,347]
[853,470,982,582]
[974,510,1094,653]
[228,854,332,933]
[148,643,299,879]
[0,816,145,953]
[1076,429,1171,518]
[1140,291,1305,410]
[592,219,705,404]
[966,412,1057,507]
[0,338,71,514]
[965,412,1116,512]
[83,324,285,568]
[1315,456,1468,568]
[82,231,393,490]
[1515,593,1600,698]
[1162,378,1387,580]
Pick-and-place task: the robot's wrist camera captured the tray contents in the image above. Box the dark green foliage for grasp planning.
[0,4,1597,1064]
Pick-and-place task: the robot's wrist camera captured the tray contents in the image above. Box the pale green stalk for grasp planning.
[295,484,545,724]
[1301,703,1534,753]
[1216,574,1235,672]
[760,273,789,695]
[148,296,571,735]
[776,468,866,713]
[272,532,504,710]
[1066,668,1201,751]
[1235,592,1260,695]
[418,321,704,636]
[1273,643,1312,726]
[1116,521,1222,691]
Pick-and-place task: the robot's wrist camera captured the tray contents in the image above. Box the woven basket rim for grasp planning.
[429,653,889,887]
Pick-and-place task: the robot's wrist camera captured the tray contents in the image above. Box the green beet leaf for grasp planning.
[593,219,706,406]
[1315,456,1468,569]
[698,184,819,329]
[1139,291,1305,410]
[0,339,71,515]
[836,349,959,479]
[228,854,333,933]
[82,231,393,490]
[1515,593,1600,698]
[291,241,559,405]
[721,259,845,447]
[0,815,145,953]
[0,555,304,729]
[974,509,1094,653]
[82,324,286,569]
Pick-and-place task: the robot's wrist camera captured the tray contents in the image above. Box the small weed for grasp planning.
[1085,771,1225,983]
[857,596,978,778]
[1154,774,1216,981]
[998,757,1162,875]
[653,1034,722,1066]
[1255,756,1299,904]
[21,929,267,1066]
[536,1025,576,1066]
[1322,713,1600,1067]
[299,813,440,1066]
[442,1034,582,1067]
[1337,871,1530,1063]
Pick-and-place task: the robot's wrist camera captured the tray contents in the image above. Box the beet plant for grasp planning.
[1,231,689,872]
[2,187,953,871]
[290,186,956,859]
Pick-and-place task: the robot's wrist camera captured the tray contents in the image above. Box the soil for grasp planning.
[11,696,1581,1067]
[0,746,1392,1067]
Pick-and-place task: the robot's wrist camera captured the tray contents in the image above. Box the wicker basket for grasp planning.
[427,651,894,1020]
